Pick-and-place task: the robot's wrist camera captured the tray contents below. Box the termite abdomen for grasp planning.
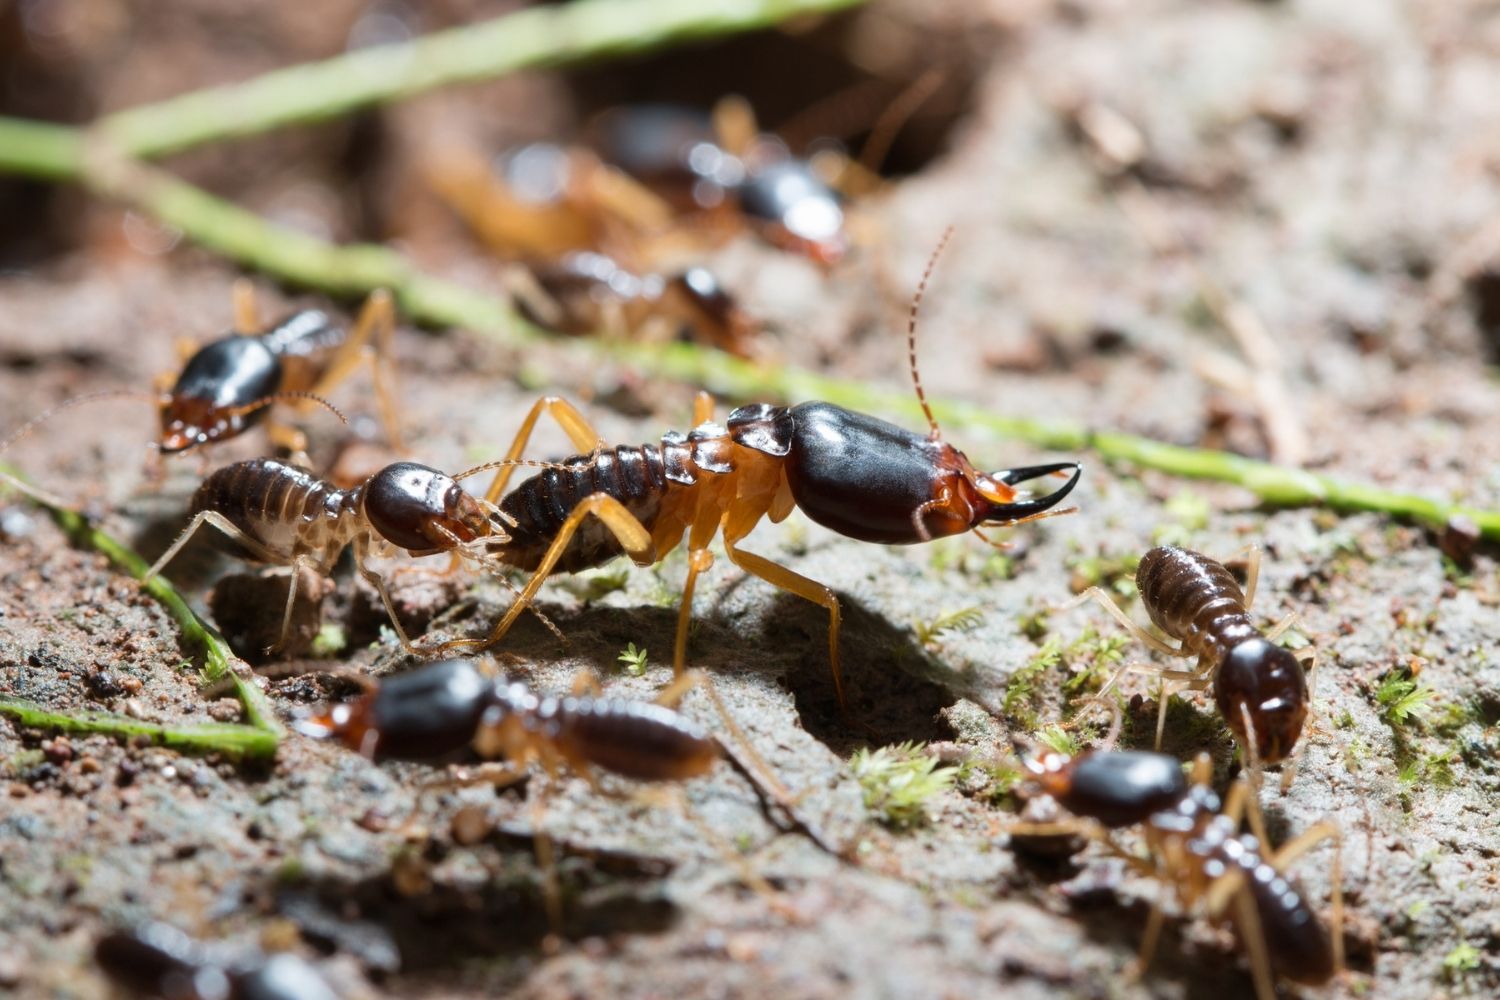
[1230,837,1335,984]
[1056,750,1189,829]
[548,698,718,781]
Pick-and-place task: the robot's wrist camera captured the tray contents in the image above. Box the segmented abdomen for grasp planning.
[1136,546,1255,662]
[494,443,676,573]
[540,696,718,781]
[190,458,352,562]
[1211,832,1335,984]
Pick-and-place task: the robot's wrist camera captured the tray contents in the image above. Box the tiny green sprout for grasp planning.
[850,741,958,830]
[1152,490,1212,546]
[1404,900,1429,922]
[1375,670,1437,726]
[1442,942,1481,980]
[1002,637,1063,725]
[1335,709,1356,730]
[914,607,985,647]
[1035,724,1083,756]
[310,622,347,658]
[617,642,648,677]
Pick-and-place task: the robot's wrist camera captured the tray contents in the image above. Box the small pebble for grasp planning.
[1439,514,1480,567]
[450,805,492,846]
[208,698,242,723]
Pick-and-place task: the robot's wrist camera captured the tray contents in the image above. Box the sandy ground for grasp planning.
[2,1,1499,998]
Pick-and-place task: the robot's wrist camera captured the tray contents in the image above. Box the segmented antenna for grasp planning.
[908,226,955,439]
[224,391,349,426]
[451,457,598,483]
[0,390,163,512]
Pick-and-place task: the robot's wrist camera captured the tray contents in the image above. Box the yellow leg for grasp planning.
[722,539,845,709]
[481,396,607,503]
[691,390,715,426]
[307,289,404,451]
[231,278,260,334]
[431,493,656,656]
[672,548,715,678]
[269,556,311,655]
[146,511,283,583]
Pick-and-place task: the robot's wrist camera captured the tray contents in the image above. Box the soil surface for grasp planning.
[3,1,1500,999]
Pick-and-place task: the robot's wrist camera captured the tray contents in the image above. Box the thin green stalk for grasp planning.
[92,0,866,162]
[0,119,82,180]
[0,467,282,740]
[0,696,276,762]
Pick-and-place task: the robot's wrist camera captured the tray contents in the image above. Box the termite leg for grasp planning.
[231,278,260,334]
[435,493,656,655]
[1236,701,1272,843]
[672,548,716,679]
[1060,587,1185,658]
[146,511,284,583]
[1154,673,1211,753]
[307,289,404,451]
[722,538,845,710]
[269,555,312,655]
[1263,610,1300,643]
[1231,881,1277,1000]
[264,420,311,468]
[1130,899,1169,985]
[691,391,715,426]
[353,536,417,652]
[481,396,607,504]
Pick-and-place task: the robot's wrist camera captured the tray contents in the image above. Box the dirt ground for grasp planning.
[2,1,1499,998]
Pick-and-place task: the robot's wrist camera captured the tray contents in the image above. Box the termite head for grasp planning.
[1215,637,1309,765]
[294,660,496,761]
[159,336,282,453]
[738,159,846,265]
[364,462,508,555]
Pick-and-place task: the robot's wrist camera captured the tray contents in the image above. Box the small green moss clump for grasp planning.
[851,741,959,830]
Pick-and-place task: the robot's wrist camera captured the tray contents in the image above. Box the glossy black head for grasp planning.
[1214,638,1308,764]
[774,402,1080,544]
[363,462,503,554]
[160,336,282,452]
[737,159,846,263]
[295,660,498,761]
[1053,750,1189,828]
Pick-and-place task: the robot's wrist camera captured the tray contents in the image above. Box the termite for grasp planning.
[424,230,1082,707]
[142,457,560,655]
[1065,545,1313,776]
[0,282,401,507]
[95,922,337,1000]
[1013,747,1343,1000]
[510,250,757,356]
[293,657,719,783]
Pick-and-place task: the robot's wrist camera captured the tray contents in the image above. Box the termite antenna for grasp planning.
[223,391,349,426]
[450,457,588,483]
[0,389,164,460]
[908,226,954,440]
[0,389,164,512]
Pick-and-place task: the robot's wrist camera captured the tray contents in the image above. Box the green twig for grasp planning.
[0,467,282,742]
[0,696,277,762]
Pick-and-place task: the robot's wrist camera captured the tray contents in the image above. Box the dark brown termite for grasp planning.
[0,283,401,508]
[293,658,719,783]
[424,232,1082,707]
[1065,545,1313,775]
[1012,747,1344,1000]
[142,457,559,655]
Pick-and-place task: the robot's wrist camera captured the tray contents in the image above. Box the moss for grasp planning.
[850,741,959,830]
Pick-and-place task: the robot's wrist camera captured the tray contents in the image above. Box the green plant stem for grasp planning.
[0,466,281,741]
[0,696,277,761]
[28,0,867,166]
